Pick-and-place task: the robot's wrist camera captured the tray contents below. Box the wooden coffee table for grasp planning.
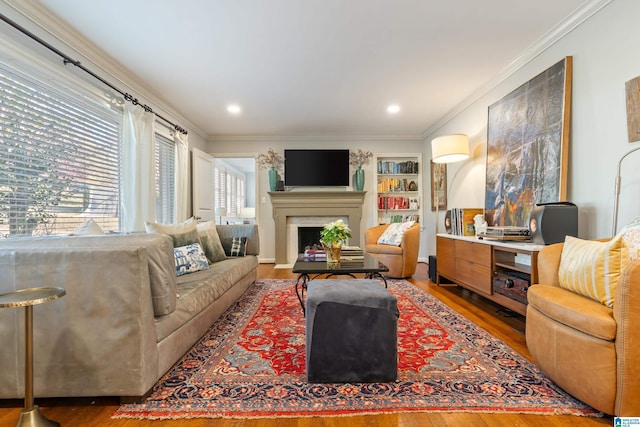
[292,253,389,315]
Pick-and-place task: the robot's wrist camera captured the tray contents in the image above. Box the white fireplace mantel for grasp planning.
[269,191,366,265]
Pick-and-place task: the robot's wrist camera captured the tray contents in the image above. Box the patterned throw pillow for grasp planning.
[558,235,629,308]
[173,243,210,276]
[619,216,640,262]
[377,221,415,246]
[197,220,227,263]
[145,217,200,248]
[221,237,248,257]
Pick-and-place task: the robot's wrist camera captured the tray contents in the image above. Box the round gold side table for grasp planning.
[0,287,66,427]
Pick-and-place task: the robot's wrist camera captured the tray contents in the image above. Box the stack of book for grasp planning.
[340,246,364,261]
[303,248,326,260]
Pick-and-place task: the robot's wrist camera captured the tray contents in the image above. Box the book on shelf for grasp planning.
[377,160,419,174]
[377,177,418,192]
[381,214,420,224]
[377,195,416,210]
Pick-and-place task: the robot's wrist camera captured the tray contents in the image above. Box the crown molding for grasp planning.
[421,0,613,139]
[1,0,206,139]
[207,134,425,143]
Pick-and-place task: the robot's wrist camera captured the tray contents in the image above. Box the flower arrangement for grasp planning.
[349,149,373,168]
[257,148,284,170]
[320,219,352,248]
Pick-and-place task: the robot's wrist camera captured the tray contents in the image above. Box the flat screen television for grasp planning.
[284,149,350,187]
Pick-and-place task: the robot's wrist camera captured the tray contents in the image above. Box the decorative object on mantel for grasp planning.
[349,149,373,191]
[320,219,352,264]
[485,56,572,228]
[257,148,284,192]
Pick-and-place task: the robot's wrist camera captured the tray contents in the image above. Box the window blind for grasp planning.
[0,65,121,237]
[155,133,175,223]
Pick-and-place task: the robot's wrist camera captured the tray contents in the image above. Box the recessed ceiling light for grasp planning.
[387,104,400,114]
[227,104,241,114]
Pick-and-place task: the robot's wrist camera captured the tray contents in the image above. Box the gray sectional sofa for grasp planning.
[0,224,259,401]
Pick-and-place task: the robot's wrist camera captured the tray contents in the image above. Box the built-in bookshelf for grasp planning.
[375,153,422,225]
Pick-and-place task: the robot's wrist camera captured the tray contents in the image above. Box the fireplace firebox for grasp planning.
[298,227,323,253]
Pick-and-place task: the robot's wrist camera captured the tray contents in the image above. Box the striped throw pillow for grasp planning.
[558,235,629,308]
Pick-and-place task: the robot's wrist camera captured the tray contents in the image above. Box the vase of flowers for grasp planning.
[349,149,373,191]
[257,148,284,192]
[320,219,352,264]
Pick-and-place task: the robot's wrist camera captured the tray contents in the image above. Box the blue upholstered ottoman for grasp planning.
[305,279,399,383]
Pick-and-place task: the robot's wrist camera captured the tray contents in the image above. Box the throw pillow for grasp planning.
[173,243,210,276]
[221,236,248,257]
[196,220,227,263]
[69,219,104,236]
[145,217,200,248]
[377,221,415,246]
[619,216,640,262]
[558,235,629,308]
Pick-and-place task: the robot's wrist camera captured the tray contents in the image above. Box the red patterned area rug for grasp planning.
[113,279,600,420]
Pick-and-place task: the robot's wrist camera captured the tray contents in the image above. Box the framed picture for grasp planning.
[431,160,447,211]
[484,57,572,227]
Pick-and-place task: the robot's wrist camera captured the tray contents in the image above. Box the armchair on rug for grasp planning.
[364,222,419,279]
[525,234,640,416]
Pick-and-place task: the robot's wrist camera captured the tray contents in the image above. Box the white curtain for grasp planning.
[121,103,156,232]
[174,130,189,222]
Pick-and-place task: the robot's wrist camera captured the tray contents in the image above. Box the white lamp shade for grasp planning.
[431,134,470,164]
[215,207,227,217]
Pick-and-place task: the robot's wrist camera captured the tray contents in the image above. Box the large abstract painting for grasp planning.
[485,57,572,227]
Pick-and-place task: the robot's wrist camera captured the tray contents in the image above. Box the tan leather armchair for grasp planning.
[526,241,640,416]
[364,223,420,278]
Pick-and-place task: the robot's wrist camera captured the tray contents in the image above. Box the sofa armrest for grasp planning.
[535,242,564,286]
[614,260,640,416]
[365,225,387,245]
[0,246,158,398]
[216,224,260,255]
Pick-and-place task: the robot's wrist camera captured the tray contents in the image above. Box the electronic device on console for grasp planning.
[528,201,578,245]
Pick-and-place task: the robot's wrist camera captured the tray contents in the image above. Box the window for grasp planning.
[0,65,121,237]
[214,160,246,219]
[155,133,175,223]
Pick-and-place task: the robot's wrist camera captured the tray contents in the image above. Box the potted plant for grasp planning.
[320,219,352,263]
[257,148,284,191]
[349,149,373,191]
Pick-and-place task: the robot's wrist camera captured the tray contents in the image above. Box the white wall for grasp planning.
[423,0,640,255]
[208,138,425,262]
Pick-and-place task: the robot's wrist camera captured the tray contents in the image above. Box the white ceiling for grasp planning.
[35,0,589,139]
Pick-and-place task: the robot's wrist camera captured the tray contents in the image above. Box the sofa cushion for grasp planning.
[527,284,616,341]
[155,256,258,342]
[377,221,415,246]
[174,243,209,276]
[145,217,201,248]
[197,220,226,263]
[558,235,628,308]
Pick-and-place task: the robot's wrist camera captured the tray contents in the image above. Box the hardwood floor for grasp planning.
[0,263,612,426]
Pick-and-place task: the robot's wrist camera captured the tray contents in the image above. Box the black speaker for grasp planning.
[428,255,453,284]
[528,201,578,245]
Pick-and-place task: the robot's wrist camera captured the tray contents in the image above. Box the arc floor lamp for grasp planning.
[431,134,470,233]
[612,145,640,236]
